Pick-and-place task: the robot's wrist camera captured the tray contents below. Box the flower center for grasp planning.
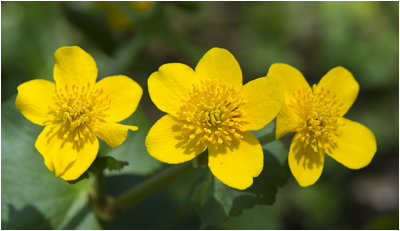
[48,83,110,141]
[293,84,343,153]
[177,79,246,147]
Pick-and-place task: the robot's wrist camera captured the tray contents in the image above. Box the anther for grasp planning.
[293,86,342,153]
[177,79,246,147]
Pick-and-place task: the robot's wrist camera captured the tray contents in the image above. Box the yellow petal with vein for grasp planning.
[35,124,78,176]
[208,132,263,190]
[145,115,206,164]
[53,46,97,89]
[288,133,325,187]
[36,123,99,180]
[267,63,311,138]
[241,76,283,131]
[148,63,199,117]
[94,122,138,147]
[95,75,143,122]
[317,67,359,116]
[326,117,376,169]
[59,135,99,180]
[276,104,300,139]
[195,47,242,88]
[267,63,311,105]
[16,79,57,126]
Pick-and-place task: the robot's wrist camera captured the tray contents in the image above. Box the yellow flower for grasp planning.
[15,46,143,180]
[95,2,132,30]
[269,64,377,187]
[129,1,155,11]
[145,48,283,190]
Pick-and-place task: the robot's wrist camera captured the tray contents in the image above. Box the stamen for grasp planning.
[47,83,111,141]
[291,84,342,153]
[177,79,246,147]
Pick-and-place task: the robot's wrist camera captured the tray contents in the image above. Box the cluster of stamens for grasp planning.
[48,83,111,142]
[292,85,343,153]
[177,79,246,147]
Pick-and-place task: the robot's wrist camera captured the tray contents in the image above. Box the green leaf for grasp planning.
[1,96,100,229]
[92,156,129,172]
[251,120,276,145]
[100,107,162,177]
[68,156,129,184]
[189,122,289,228]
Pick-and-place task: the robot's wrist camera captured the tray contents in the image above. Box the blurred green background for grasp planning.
[2,1,398,229]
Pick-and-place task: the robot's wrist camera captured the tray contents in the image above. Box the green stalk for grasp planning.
[90,172,117,221]
[92,172,106,204]
[115,162,194,212]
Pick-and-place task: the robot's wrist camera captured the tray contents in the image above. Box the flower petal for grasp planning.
[59,134,99,180]
[95,75,143,122]
[276,104,300,139]
[94,122,138,147]
[195,47,242,88]
[240,76,283,131]
[288,133,325,187]
[16,79,57,126]
[148,63,198,117]
[35,124,79,176]
[267,63,311,138]
[326,117,376,169]
[145,115,206,164]
[317,67,359,116]
[208,132,263,190]
[35,125,58,172]
[35,123,99,180]
[53,46,97,89]
[267,63,311,105]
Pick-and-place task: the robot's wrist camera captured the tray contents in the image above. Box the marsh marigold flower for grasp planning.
[269,64,377,187]
[145,48,283,190]
[15,46,142,180]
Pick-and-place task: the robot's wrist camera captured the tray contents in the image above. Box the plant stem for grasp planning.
[115,162,194,212]
[92,172,106,204]
[90,171,117,221]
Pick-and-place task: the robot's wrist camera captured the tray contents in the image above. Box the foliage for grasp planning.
[1,95,159,229]
[189,123,289,228]
[1,96,99,229]
[68,156,129,184]
[1,1,398,229]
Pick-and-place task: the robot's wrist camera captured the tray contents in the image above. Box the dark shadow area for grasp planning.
[188,149,290,229]
[104,174,200,229]
[231,149,289,216]
[2,204,52,230]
